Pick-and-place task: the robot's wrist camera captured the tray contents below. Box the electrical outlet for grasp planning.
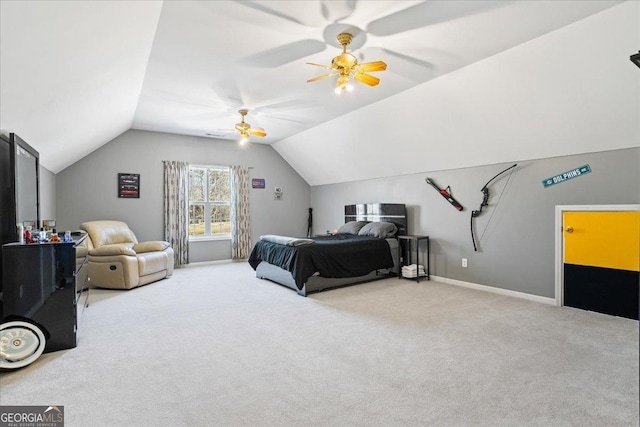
[462,258,468,268]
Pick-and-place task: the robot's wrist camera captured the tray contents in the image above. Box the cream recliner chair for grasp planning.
[80,220,174,290]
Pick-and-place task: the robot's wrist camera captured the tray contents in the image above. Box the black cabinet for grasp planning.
[1,234,88,353]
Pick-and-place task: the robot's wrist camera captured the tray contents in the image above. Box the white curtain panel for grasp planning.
[230,165,252,259]
[163,160,189,265]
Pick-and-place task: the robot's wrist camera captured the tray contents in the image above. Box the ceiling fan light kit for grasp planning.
[234,109,266,144]
[307,32,387,93]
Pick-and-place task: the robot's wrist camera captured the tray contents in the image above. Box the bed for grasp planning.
[248,203,407,296]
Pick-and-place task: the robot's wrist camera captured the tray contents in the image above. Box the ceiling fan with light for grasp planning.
[234,109,266,144]
[307,32,387,93]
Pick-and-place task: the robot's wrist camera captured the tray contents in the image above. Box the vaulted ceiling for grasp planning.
[0,1,633,183]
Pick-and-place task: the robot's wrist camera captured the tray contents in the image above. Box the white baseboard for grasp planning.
[430,275,556,306]
[182,259,234,267]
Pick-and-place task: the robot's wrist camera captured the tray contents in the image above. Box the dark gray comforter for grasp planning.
[248,234,394,290]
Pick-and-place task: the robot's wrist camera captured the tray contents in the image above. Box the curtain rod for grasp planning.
[185,163,254,169]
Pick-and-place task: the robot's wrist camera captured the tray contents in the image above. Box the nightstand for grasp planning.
[397,235,430,282]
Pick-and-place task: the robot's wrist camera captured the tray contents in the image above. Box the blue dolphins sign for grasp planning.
[542,164,591,188]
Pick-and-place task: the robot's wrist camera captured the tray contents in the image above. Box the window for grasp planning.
[189,166,231,238]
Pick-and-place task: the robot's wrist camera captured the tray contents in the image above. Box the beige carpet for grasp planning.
[1,261,638,426]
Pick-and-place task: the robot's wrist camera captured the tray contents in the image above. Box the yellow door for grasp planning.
[563,211,640,319]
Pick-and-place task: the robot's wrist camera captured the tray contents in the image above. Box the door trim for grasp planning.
[554,204,640,307]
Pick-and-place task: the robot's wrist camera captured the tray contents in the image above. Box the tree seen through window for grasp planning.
[189,167,230,237]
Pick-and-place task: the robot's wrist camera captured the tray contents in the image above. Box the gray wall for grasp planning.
[311,148,640,299]
[56,130,310,262]
[39,165,56,224]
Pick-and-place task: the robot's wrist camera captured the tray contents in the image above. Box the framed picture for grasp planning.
[118,173,140,198]
[252,178,265,189]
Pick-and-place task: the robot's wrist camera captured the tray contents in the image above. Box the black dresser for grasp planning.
[1,234,89,353]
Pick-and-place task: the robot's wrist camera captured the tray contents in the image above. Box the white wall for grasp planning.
[274,1,639,186]
[55,130,310,263]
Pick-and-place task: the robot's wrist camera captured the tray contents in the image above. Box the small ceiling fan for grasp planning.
[307,32,387,93]
[234,109,266,143]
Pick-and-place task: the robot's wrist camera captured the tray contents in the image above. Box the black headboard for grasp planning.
[344,203,407,236]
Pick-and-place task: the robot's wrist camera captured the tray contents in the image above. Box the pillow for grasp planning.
[133,241,170,253]
[89,243,136,257]
[358,222,398,238]
[337,221,369,235]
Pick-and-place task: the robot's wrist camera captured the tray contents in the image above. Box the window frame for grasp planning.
[188,165,231,241]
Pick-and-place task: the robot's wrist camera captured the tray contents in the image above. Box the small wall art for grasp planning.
[274,186,283,200]
[118,173,140,198]
[252,178,265,189]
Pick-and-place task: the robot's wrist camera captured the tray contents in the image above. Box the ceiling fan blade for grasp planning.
[210,74,244,107]
[356,60,387,73]
[307,72,336,83]
[241,39,326,68]
[249,128,267,137]
[263,115,305,124]
[370,48,434,68]
[320,0,357,22]
[353,72,380,87]
[307,62,333,69]
[238,1,326,27]
[255,99,319,113]
[251,100,317,123]
[367,1,506,36]
[360,47,435,83]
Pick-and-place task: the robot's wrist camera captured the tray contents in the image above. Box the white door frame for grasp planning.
[554,204,640,306]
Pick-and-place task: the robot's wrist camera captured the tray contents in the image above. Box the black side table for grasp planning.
[397,235,430,282]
